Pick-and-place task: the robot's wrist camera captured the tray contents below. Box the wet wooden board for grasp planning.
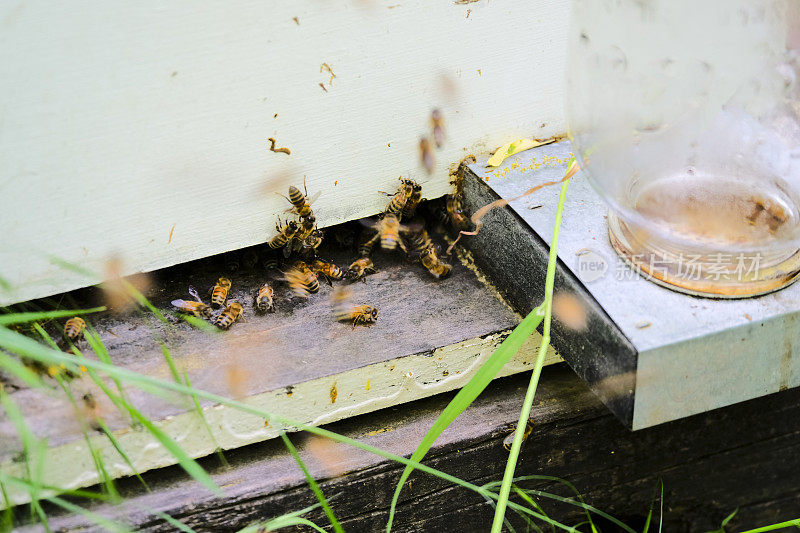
[0,231,560,504]
[19,364,800,532]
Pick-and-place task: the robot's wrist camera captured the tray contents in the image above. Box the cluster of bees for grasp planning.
[170,162,474,331]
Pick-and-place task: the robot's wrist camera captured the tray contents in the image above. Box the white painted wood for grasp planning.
[0,0,568,305]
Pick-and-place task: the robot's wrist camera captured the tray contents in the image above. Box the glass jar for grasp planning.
[567,0,800,297]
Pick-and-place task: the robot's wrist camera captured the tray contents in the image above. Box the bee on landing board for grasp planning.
[420,244,452,279]
[284,261,320,297]
[210,277,232,308]
[268,219,299,250]
[311,260,345,284]
[405,227,434,259]
[336,305,379,329]
[63,317,86,342]
[215,302,244,329]
[254,283,275,313]
[503,421,533,451]
[346,257,376,282]
[171,299,213,318]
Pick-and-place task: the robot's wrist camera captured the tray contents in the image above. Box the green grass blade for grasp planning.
[0,478,14,531]
[121,280,167,323]
[182,370,227,467]
[46,256,98,278]
[491,177,571,533]
[96,419,150,491]
[146,509,196,533]
[46,494,129,533]
[0,308,106,326]
[385,306,545,531]
[0,351,43,388]
[0,325,577,531]
[739,518,800,532]
[279,433,343,533]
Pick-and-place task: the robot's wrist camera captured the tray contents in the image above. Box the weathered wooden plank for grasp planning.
[0,230,560,505]
[0,0,569,306]
[18,365,800,532]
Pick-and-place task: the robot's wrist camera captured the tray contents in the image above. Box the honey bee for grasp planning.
[295,226,322,255]
[446,194,471,229]
[401,179,423,220]
[431,108,445,148]
[383,178,412,216]
[420,137,434,174]
[405,228,434,258]
[171,299,213,318]
[82,393,103,432]
[311,260,345,284]
[294,214,317,244]
[210,277,232,308]
[284,262,320,297]
[214,302,244,329]
[346,257,376,282]
[336,305,379,329]
[357,227,378,257]
[254,283,275,313]
[371,213,407,252]
[502,421,533,451]
[224,251,240,272]
[285,179,320,218]
[64,317,86,342]
[269,218,299,250]
[420,244,452,279]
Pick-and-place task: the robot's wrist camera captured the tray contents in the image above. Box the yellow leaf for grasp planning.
[486,138,552,167]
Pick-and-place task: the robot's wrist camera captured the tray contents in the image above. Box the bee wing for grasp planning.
[358,217,381,231]
[307,190,322,206]
[171,299,190,308]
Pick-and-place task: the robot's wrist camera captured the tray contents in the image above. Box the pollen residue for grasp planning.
[330,381,338,404]
[168,223,176,244]
[366,379,371,391]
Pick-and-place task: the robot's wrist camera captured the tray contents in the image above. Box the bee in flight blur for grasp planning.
[63,317,86,342]
[363,213,408,252]
[284,261,320,297]
[215,302,244,329]
[346,257,376,282]
[254,283,275,313]
[419,137,434,174]
[268,218,299,250]
[430,108,445,148]
[210,277,232,308]
[420,244,452,279]
[311,260,345,284]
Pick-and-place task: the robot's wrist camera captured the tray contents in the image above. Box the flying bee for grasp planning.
[171,299,213,318]
[357,227,378,257]
[419,137,434,174]
[401,179,423,219]
[502,421,533,451]
[311,260,345,284]
[81,393,103,432]
[336,305,379,329]
[446,194,471,229]
[431,108,445,148]
[268,218,299,250]
[346,257,376,282]
[364,213,407,252]
[284,262,320,297]
[214,302,244,329]
[420,244,452,279]
[254,283,275,313]
[64,317,86,342]
[210,277,232,308]
[383,177,412,216]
